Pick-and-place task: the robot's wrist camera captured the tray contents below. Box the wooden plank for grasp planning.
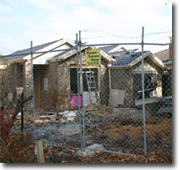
[35,139,45,163]
[70,64,100,68]
[19,62,24,65]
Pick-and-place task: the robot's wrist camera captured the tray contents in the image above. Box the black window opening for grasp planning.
[70,68,99,94]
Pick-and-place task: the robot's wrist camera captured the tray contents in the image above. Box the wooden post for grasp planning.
[35,139,45,163]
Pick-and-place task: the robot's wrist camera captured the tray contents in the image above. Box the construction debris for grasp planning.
[11,102,172,155]
[83,103,172,154]
[157,96,172,115]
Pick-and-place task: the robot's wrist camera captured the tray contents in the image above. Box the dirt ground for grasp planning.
[44,146,172,163]
[84,103,172,155]
[11,103,172,157]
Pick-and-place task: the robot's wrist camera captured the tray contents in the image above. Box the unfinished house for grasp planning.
[0,39,76,109]
[101,45,169,108]
[47,46,113,108]
[0,39,114,110]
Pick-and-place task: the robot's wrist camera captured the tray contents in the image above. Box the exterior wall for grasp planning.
[110,68,133,105]
[7,63,16,92]
[48,50,109,108]
[110,58,165,106]
[0,68,8,106]
[143,57,164,97]
[132,58,164,98]
[0,69,7,81]
[162,69,172,97]
[1,63,25,107]
[100,59,109,105]
[4,51,109,110]
[24,60,33,109]
[48,62,59,86]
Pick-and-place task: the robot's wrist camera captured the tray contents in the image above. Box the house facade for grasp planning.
[0,39,114,110]
[106,46,169,106]
[0,40,172,110]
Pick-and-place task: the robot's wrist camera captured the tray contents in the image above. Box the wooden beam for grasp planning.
[70,64,100,68]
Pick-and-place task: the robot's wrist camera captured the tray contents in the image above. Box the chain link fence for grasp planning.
[72,42,172,156]
[0,33,172,159]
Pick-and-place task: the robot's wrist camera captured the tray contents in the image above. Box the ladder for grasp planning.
[85,71,100,104]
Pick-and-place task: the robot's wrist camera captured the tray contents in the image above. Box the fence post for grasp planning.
[79,30,85,150]
[76,33,83,150]
[141,27,147,155]
[31,41,36,139]
[31,41,37,162]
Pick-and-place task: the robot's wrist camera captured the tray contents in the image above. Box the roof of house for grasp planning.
[1,40,169,68]
[100,45,166,69]
[110,49,147,66]
[48,45,114,63]
[101,45,146,65]
[0,39,114,64]
[0,39,75,64]
[0,39,60,63]
[154,49,170,65]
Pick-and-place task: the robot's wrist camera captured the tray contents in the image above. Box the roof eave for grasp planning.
[128,51,166,70]
[0,59,26,65]
[108,64,130,69]
[108,51,167,70]
[24,38,76,61]
[48,46,114,63]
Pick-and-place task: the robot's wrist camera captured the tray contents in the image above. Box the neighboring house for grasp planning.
[0,39,114,109]
[101,45,169,106]
[155,48,172,66]
[154,47,172,97]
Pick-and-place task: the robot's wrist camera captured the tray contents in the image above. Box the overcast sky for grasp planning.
[0,0,172,55]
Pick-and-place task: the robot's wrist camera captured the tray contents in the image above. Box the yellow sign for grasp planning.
[85,48,101,66]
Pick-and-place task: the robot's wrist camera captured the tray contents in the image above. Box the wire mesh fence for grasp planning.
[0,33,172,161]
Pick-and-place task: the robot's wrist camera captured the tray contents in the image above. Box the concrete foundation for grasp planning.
[76,144,104,157]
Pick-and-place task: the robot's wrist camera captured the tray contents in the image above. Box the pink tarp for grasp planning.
[71,95,82,107]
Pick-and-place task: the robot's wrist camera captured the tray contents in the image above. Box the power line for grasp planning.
[81,29,141,39]
[145,30,172,37]
[81,29,172,40]
[0,47,15,54]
